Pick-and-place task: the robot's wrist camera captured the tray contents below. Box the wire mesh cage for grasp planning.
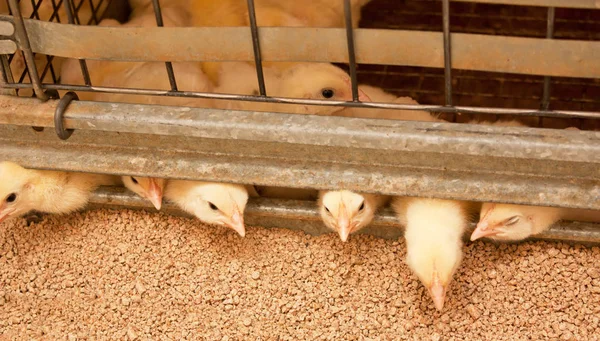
[0,0,599,243]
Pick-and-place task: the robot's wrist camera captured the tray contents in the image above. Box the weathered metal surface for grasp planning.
[453,0,600,9]
[0,20,14,36]
[1,96,599,165]
[0,40,17,54]
[10,18,600,78]
[88,187,600,244]
[0,121,598,210]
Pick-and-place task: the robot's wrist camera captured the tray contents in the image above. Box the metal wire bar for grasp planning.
[48,0,64,23]
[7,0,48,100]
[246,0,266,96]
[88,187,600,245]
[442,0,452,106]
[7,82,599,120]
[29,0,42,20]
[540,7,555,112]
[151,0,178,91]
[64,0,91,86]
[86,0,98,25]
[343,0,359,102]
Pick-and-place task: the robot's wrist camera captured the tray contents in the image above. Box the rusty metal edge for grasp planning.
[7,18,600,78]
[88,187,600,245]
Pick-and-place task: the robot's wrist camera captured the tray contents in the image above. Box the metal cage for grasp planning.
[0,0,599,243]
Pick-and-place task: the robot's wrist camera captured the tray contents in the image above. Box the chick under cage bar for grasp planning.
[0,0,599,243]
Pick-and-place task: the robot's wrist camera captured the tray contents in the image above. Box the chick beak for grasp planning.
[0,208,16,224]
[358,87,371,102]
[470,220,499,241]
[429,270,447,311]
[226,209,246,238]
[337,204,351,242]
[147,179,163,211]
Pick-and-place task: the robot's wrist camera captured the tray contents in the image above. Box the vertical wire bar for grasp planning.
[87,0,98,25]
[442,0,452,106]
[540,7,555,111]
[343,0,359,102]
[151,0,178,91]
[246,0,266,96]
[0,54,18,95]
[64,0,92,85]
[8,0,48,100]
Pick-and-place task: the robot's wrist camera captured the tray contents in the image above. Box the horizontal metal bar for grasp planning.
[452,0,600,9]
[12,18,600,79]
[89,187,600,244]
[3,85,600,122]
[0,116,598,210]
[1,96,599,164]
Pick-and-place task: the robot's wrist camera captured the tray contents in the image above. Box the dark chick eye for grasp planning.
[325,206,330,213]
[358,201,365,211]
[6,193,17,203]
[208,202,219,211]
[505,216,520,226]
[131,177,139,184]
[321,88,334,99]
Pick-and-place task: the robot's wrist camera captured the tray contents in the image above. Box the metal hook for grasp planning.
[54,91,78,140]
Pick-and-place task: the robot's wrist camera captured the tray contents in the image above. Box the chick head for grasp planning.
[318,190,374,242]
[189,183,249,237]
[278,63,371,115]
[0,161,37,223]
[406,240,463,312]
[471,203,534,241]
[122,176,165,210]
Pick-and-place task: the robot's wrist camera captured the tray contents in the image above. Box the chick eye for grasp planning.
[208,202,219,211]
[358,201,365,211]
[324,206,331,213]
[131,177,139,184]
[6,193,16,203]
[321,88,335,99]
[505,216,520,226]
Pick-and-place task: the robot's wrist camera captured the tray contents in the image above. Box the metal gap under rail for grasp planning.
[151,0,178,92]
[343,0,360,102]
[88,187,600,245]
[246,0,267,96]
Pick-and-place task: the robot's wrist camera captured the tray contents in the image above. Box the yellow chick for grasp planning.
[121,176,166,210]
[318,190,390,242]
[164,180,249,237]
[0,161,120,224]
[393,197,476,311]
[471,203,564,242]
[214,62,370,115]
[334,85,443,122]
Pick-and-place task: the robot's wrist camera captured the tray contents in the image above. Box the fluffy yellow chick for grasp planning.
[318,190,390,242]
[392,197,475,311]
[214,62,370,115]
[471,203,564,242]
[190,0,372,82]
[0,161,120,224]
[121,176,166,210]
[164,180,249,237]
[334,85,443,122]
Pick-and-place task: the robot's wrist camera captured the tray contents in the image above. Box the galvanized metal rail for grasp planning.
[88,187,600,245]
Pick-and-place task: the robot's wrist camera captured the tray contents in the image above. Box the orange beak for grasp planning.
[429,270,447,311]
[147,179,163,211]
[226,208,246,237]
[0,207,16,224]
[337,202,351,242]
[471,206,499,241]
